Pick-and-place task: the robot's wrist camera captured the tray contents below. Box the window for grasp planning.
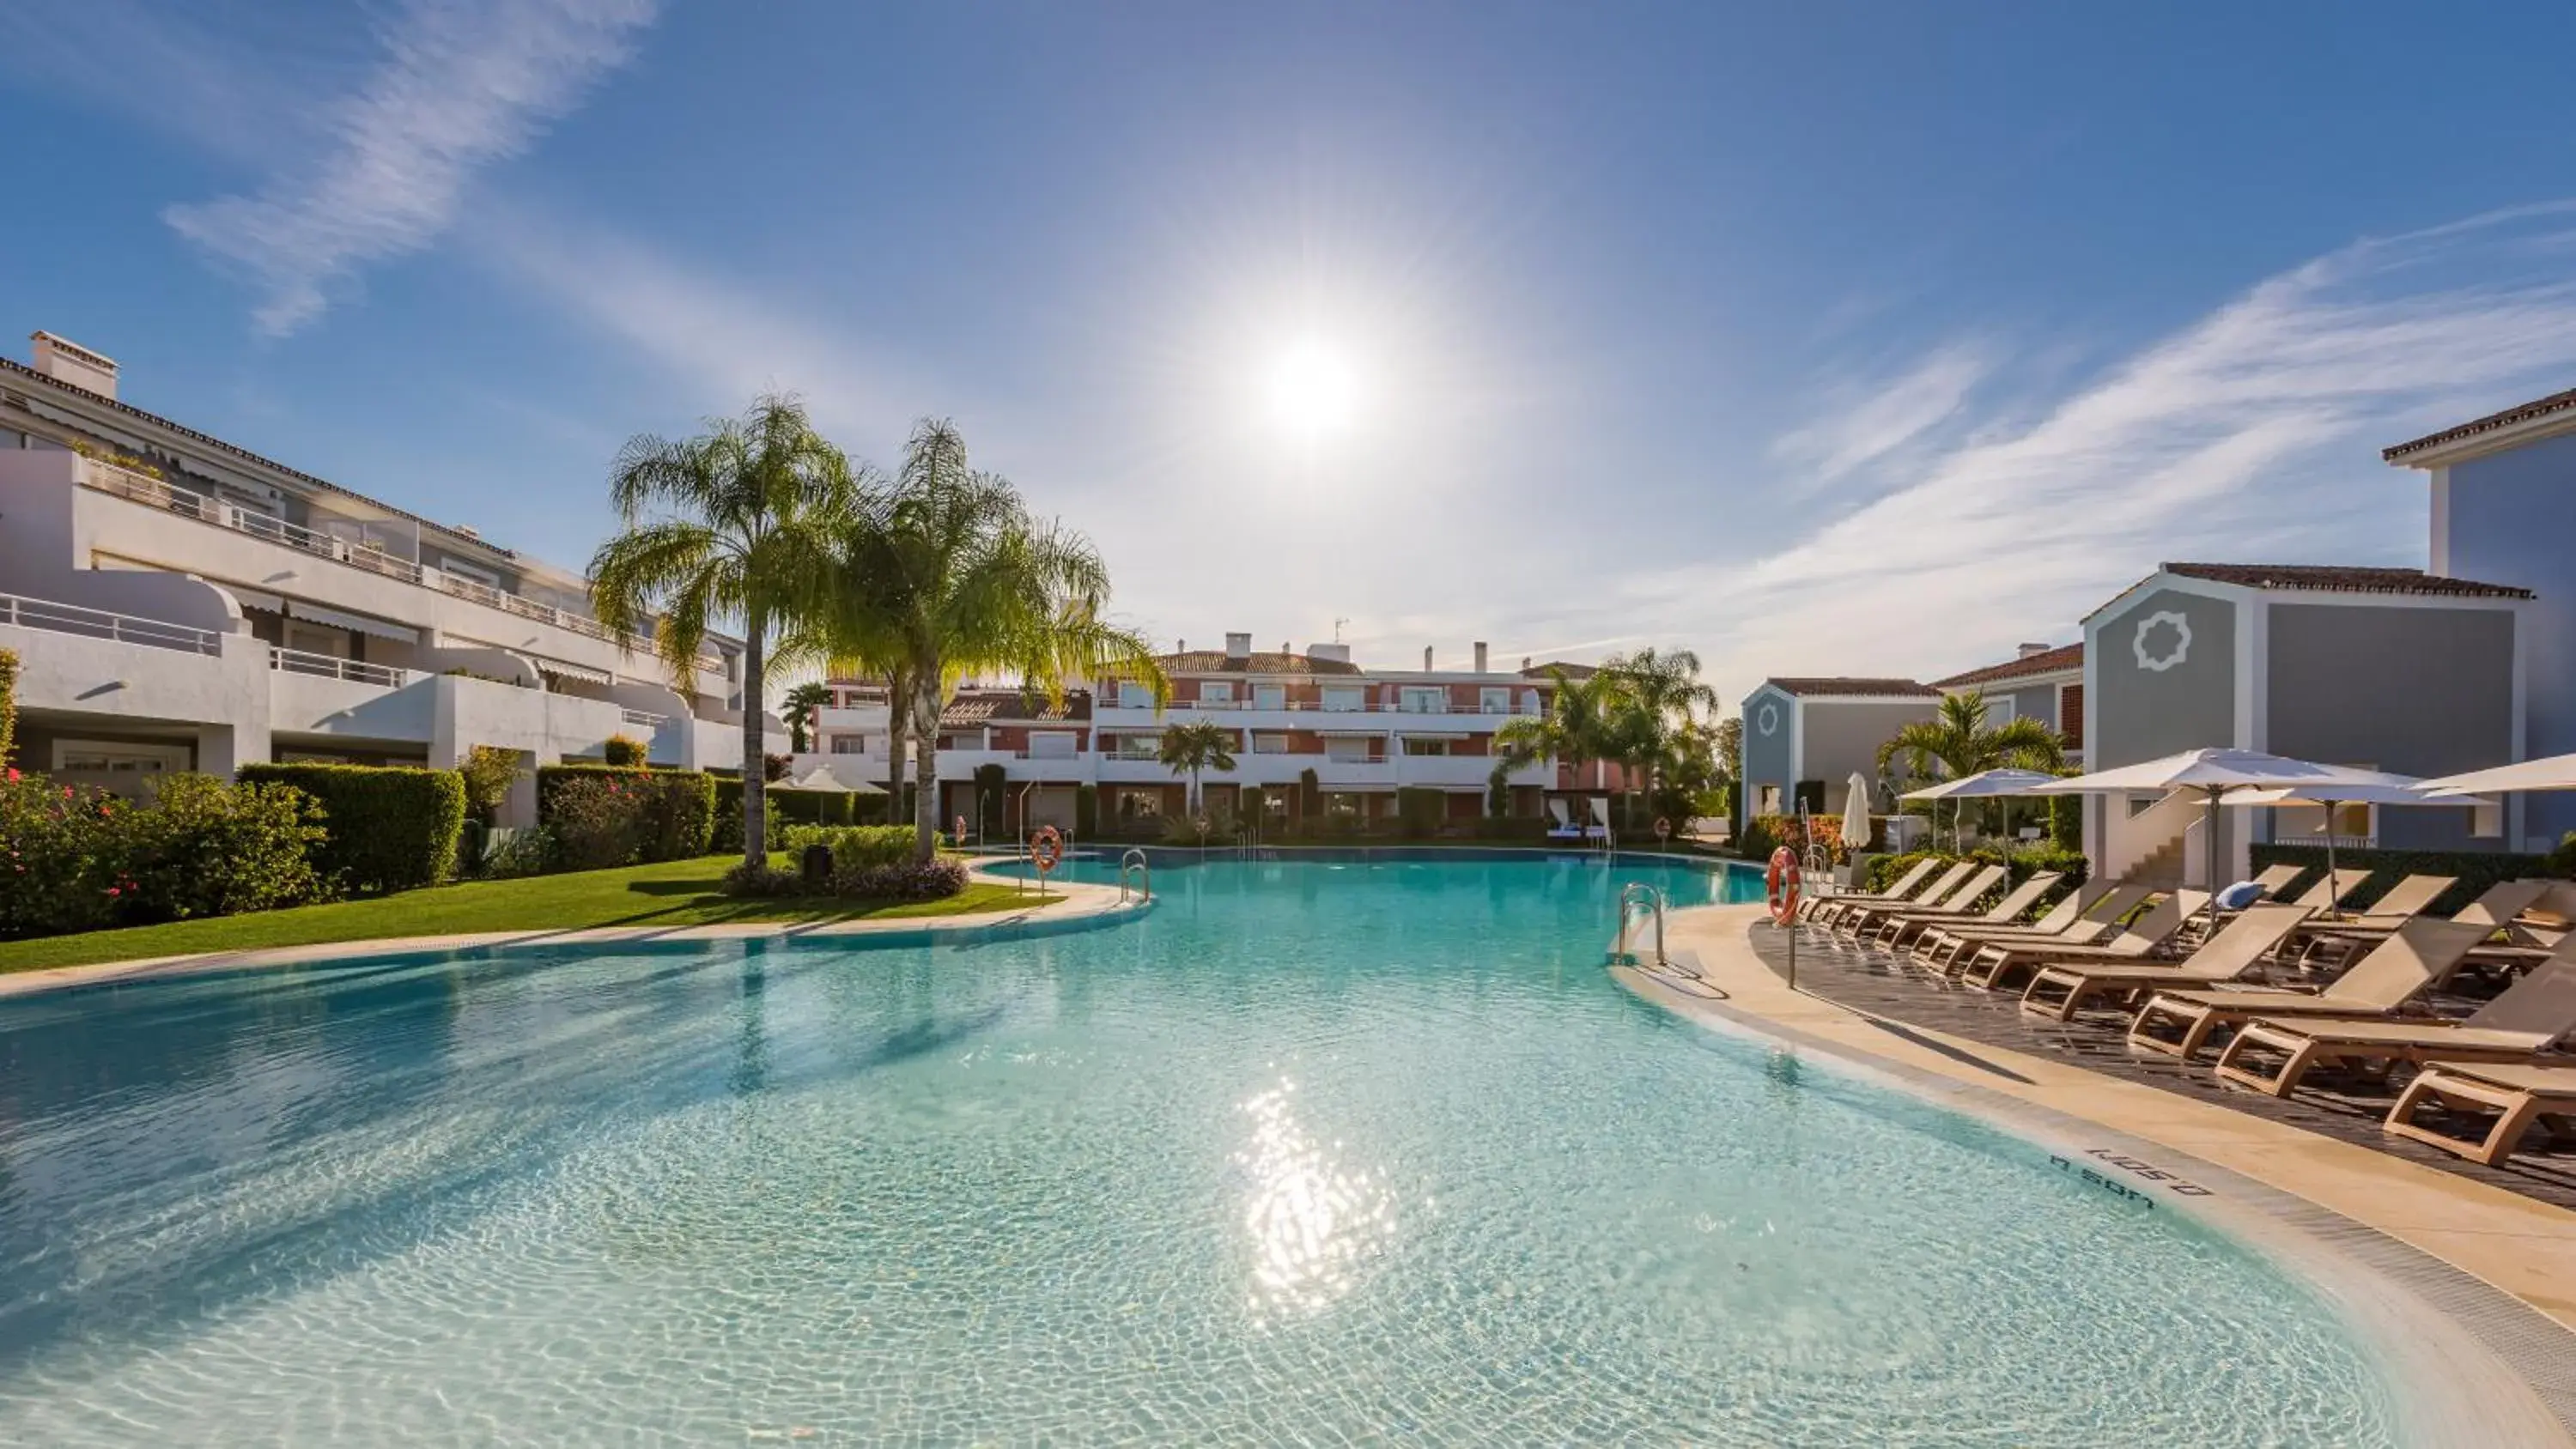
[829,737,867,755]
[1119,681,1153,708]
[1029,731,1077,760]
[1401,737,1449,756]
[1113,735,1159,761]
[1253,683,1285,710]
[1321,686,1365,712]
[1398,687,1446,713]
[440,558,501,588]
[1199,681,1235,705]
[53,741,190,776]
[1986,694,2015,724]
[1253,733,1291,754]
[2058,683,2085,751]
[1114,789,1164,821]
[1481,688,1512,714]
[2471,799,2503,839]
[1325,737,1374,762]
[1758,785,1782,815]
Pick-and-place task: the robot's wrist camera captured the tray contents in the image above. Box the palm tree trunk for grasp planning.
[739,610,766,870]
[883,668,908,823]
[911,675,944,863]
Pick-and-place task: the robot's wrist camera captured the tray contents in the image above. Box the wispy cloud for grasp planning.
[1769,343,1990,487]
[161,0,656,336]
[1552,203,2576,702]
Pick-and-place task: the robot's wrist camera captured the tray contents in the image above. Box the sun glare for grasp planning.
[1266,337,1363,438]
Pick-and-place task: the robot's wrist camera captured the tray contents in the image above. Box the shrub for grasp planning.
[1736,816,1776,862]
[763,752,792,783]
[458,745,523,825]
[711,778,788,855]
[1864,846,2091,894]
[781,823,914,874]
[0,773,332,938]
[601,734,647,767]
[831,857,968,901]
[538,767,716,863]
[1076,783,1099,837]
[2047,792,2083,851]
[236,763,466,894]
[1394,787,1446,840]
[2249,843,2548,917]
[484,826,556,880]
[1473,816,1551,842]
[0,646,16,772]
[1747,814,1844,863]
[546,775,649,870]
[720,861,805,897]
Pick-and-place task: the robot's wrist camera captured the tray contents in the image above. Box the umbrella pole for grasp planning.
[2205,787,2223,931]
[2324,801,2339,920]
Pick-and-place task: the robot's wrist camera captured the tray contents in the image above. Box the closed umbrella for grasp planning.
[2028,749,2397,930]
[1840,771,1873,858]
[2233,778,2498,916]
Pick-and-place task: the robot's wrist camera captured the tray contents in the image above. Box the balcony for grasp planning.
[75,458,726,679]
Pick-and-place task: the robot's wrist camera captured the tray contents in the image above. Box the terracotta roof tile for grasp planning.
[1931,642,2084,689]
[2383,386,2576,460]
[1521,660,1596,680]
[939,688,1091,727]
[2161,562,2531,600]
[1150,650,1361,676]
[1764,676,1943,699]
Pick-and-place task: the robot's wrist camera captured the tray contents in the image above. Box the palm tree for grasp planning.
[1602,648,1719,823]
[781,681,832,753]
[590,394,857,870]
[830,420,1166,862]
[1875,690,2067,843]
[1492,666,1625,805]
[1157,719,1236,816]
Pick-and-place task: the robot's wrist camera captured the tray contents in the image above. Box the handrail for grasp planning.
[1613,882,1668,967]
[618,707,672,730]
[0,591,224,655]
[270,646,409,688]
[1119,847,1151,904]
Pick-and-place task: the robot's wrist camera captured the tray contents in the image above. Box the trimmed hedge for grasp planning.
[538,766,716,863]
[237,763,466,893]
[781,823,914,873]
[2249,843,2550,916]
[1394,787,1445,839]
[709,779,859,853]
[0,646,16,772]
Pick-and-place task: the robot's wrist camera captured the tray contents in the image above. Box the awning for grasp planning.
[224,585,286,614]
[533,658,612,686]
[289,600,419,645]
[1393,730,1469,740]
[1315,727,1388,737]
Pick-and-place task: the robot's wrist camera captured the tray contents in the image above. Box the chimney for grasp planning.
[2016,641,2053,658]
[1177,638,1186,653]
[1424,646,1435,670]
[1473,640,1489,673]
[1224,631,1252,659]
[31,331,118,399]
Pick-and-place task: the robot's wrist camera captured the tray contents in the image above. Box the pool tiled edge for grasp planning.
[1619,903,2576,1449]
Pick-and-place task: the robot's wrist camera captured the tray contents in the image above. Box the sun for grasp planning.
[1266,337,1363,438]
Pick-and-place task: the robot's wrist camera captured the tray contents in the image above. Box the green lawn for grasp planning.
[0,857,1062,973]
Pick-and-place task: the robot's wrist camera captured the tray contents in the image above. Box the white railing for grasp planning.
[270,646,410,688]
[1131,699,1540,716]
[0,591,223,655]
[81,458,725,671]
[620,708,672,731]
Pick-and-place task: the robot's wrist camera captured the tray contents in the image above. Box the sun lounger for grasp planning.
[1868,871,2061,949]
[2283,879,2551,972]
[2383,1061,2576,1167]
[2285,869,2373,914]
[1834,864,2003,940]
[1545,799,1582,841]
[2212,951,2576,1098]
[1913,882,2133,971]
[2017,902,2313,1022]
[2244,863,2306,899]
[1813,859,1973,930]
[2126,917,2494,1060]
[1955,891,2206,992]
[1801,856,1941,924]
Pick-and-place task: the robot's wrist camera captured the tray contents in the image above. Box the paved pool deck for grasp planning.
[1625,903,2576,1446]
[0,873,1139,998]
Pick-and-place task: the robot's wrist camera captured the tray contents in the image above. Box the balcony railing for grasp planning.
[81,458,724,673]
[270,646,410,689]
[620,708,672,731]
[1125,698,1536,715]
[0,591,223,655]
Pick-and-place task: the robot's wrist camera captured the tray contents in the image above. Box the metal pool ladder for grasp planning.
[1118,847,1152,904]
[1610,882,1668,967]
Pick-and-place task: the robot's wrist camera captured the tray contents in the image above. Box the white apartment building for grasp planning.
[0,330,783,821]
[805,633,1561,833]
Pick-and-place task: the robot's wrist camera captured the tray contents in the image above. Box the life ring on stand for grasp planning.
[1765,846,1801,925]
[1030,826,1063,873]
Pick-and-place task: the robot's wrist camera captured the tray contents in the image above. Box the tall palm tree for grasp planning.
[1157,720,1236,815]
[1875,690,2067,841]
[1602,647,1719,822]
[781,681,832,753]
[831,420,1167,862]
[1492,666,1624,803]
[589,394,856,869]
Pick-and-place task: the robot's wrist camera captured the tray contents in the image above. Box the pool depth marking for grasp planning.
[2047,1147,2215,1209]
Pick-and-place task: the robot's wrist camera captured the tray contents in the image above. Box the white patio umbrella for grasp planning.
[2419,751,2576,797]
[2230,776,2494,918]
[1840,771,1873,856]
[2027,749,2397,929]
[1899,768,2059,852]
[787,761,889,795]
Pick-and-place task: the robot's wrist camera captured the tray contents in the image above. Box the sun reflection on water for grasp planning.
[1234,1079,1396,1319]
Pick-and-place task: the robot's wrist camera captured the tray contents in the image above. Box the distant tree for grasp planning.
[782,681,832,753]
[1875,691,2067,840]
[1157,719,1236,814]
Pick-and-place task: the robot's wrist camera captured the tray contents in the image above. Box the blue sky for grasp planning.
[7,2,2576,701]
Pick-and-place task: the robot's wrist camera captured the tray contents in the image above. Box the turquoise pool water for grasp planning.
[0,855,2398,1445]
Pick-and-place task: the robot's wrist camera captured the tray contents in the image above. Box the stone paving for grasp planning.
[1746,919,2576,1214]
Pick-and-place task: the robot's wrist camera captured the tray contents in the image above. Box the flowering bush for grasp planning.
[0,773,331,939]
[601,734,647,768]
[537,767,715,864]
[546,776,650,871]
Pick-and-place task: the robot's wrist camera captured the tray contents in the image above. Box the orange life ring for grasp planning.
[1030,826,1063,872]
[1654,815,1673,840]
[1765,846,1801,925]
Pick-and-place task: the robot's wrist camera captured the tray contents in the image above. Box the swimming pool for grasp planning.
[0,855,2403,1445]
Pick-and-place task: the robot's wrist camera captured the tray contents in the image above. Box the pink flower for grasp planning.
[105,886,120,898]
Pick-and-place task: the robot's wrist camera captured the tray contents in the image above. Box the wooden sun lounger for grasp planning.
[1955,891,2206,992]
[2383,1061,2576,1167]
[1913,882,2134,973]
[2211,955,2576,1099]
[2285,869,2376,914]
[1824,861,1984,933]
[1833,864,2002,939]
[1869,872,2061,950]
[2126,918,2494,1060]
[2017,903,2313,1022]
[1805,858,1952,927]
[2282,879,2551,972]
